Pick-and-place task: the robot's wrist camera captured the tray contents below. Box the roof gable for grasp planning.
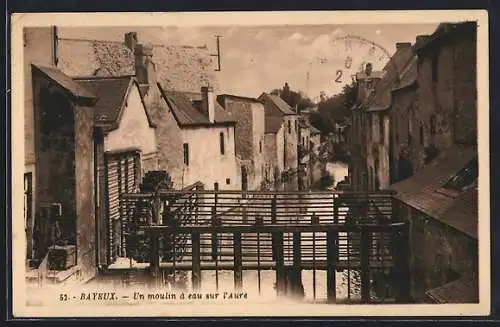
[259,93,296,116]
[265,116,284,134]
[160,87,236,127]
[32,65,96,100]
[76,76,154,131]
[363,46,415,112]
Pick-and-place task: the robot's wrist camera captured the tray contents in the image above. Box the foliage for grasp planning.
[314,81,358,133]
[270,82,315,114]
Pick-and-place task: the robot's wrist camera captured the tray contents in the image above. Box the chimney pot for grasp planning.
[416,35,430,45]
[125,32,138,51]
[134,43,156,86]
[396,42,412,51]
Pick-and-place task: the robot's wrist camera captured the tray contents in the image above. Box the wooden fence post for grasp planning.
[326,230,337,303]
[271,196,277,260]
[360,228,371,303]
[233,232,243,291]
[211,206,218,261]
[191,231,201,291]
[274,231,285,296]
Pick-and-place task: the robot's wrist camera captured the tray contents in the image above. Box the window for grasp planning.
[214,182,219,191]
[295,120,297,132]
[219,132,225,155]
[259,140,262,153]
[288,120,291,134]
[431,52,439,82]
[419,124,424,145]
[226,178,231,185]
[183,143,189,166]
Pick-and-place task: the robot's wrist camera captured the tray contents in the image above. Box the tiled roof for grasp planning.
[76,76,154,130]
[57,38,219,94]
[425,276,478,303]
[393,56,418,91]
[161,89,235,127]
[259,93,296,115]
[414,22,477,54]
[32,65,96,99]
[265,116,283,134]
[363,46,415,112]
[390,145,478,238]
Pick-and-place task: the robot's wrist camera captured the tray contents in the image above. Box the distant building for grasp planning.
[349,64,384,191]
[162,87,239,191]
[217,94,266,191]
[259,93,298,174]
[264,116,285,186]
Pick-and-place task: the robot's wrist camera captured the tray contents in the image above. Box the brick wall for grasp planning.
[399,201,478,302]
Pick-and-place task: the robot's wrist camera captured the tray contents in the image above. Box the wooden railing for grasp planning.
[143,221,411,304]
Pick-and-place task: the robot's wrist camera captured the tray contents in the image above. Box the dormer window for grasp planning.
[442,157,478,192]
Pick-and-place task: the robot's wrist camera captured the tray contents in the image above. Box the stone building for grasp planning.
[28,64,98,282]
[259,93,298,174]
[390,21,478,303]
[349,65,384,191]
[264,116,285,186]
[217,94,266,191]
[54,31,219,187]
[162,87,239,191]
[24,28,101,283]
[75,76,158,266]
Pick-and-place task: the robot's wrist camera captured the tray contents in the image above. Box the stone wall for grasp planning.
[284,116,298,171]
[143,85,184,187]
[74,103,97,280]
[398,201,478,302]
[58,38,219,94]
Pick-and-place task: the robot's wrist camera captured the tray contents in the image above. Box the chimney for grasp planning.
[201,86,215,123]
[125,32,138,51]
[134,44,156,86]
[396,42,412,51]
[364,62,373,76]
[416,35,430,45]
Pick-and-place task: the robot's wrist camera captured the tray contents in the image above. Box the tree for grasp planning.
[270,83,314,114]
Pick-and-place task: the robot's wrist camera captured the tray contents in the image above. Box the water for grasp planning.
[194,162,358,303]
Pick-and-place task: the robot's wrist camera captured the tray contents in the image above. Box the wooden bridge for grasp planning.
[104,181,410,304]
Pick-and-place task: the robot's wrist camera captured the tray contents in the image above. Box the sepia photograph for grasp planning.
[10,10,489,317]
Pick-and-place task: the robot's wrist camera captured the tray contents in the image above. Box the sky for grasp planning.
[60,24,439,99]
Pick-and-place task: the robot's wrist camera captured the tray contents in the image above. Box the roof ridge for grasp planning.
[59,37,208,49]
[73,75,135,81]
